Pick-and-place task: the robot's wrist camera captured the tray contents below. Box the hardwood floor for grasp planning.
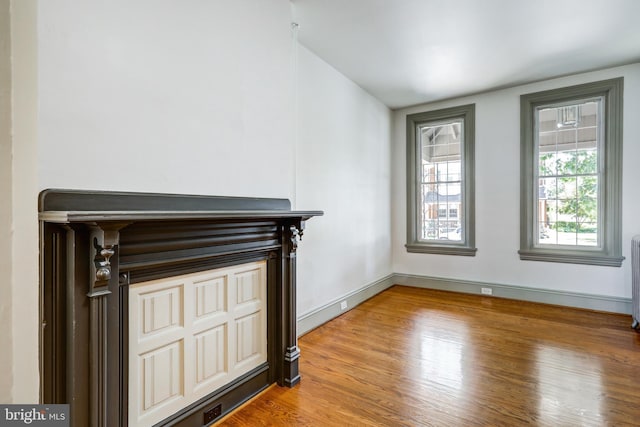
[218,285,640,426]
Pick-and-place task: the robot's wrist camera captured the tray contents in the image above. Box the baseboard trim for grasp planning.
[297,273,632,337]
[297,274,395,336]
[394,273,632,315]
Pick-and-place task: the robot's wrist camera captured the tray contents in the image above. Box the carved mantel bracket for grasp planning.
[288,220,306,254]
[88,222,130,297]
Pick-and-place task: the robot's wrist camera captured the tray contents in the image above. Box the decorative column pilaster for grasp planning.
[280,220,305,387]
[87,222,129,427]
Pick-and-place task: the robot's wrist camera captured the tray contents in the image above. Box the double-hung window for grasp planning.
[406,104,476,256]
[519,78,624,266]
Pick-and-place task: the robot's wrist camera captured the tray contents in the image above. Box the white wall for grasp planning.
[17,0,296,404]
[392,64,640,300]
[28,0,392,402]
[295,45,392,316]
[0,0,13,403]
[38,0,295,199]
[8,0,39,403]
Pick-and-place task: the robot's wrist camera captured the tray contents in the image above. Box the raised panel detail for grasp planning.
[236,313,261,364]
[141,341,183,411]
[195,276,226,319]
[195,326,227,384]
[141,285,183,336]
[129,261,266,427]
[235,269,261,305]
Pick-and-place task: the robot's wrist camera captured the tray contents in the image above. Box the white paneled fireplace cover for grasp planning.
[128,261,267,427]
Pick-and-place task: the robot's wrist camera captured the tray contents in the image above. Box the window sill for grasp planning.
[406,243,477,256]
[518,249,624,267]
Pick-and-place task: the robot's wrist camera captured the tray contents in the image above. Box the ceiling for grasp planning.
[291,0,640,109]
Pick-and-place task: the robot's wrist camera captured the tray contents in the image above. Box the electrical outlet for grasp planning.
[203,404,222,425]
[340,300,348,310]
[481,287,493,295]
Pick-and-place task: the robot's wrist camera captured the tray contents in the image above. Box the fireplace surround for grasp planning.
[39,189,322,426]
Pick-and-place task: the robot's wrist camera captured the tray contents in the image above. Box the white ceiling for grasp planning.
[291,0,640,109]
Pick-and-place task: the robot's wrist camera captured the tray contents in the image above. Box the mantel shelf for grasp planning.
[39,209,324,224]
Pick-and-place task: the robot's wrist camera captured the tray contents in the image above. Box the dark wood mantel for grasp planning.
[39,189,322,427]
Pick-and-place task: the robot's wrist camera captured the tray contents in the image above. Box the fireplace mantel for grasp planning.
[39,189,322,427]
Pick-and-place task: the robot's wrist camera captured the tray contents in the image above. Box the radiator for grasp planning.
[633,235,640,329]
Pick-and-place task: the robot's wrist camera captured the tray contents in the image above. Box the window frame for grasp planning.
[406,104,476,256]
[519,78,624,267]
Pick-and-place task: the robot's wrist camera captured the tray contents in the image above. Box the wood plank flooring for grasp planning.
[218,285,640,426]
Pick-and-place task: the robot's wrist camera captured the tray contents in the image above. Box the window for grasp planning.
[519,78,624,266]
[406,104,476,255]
